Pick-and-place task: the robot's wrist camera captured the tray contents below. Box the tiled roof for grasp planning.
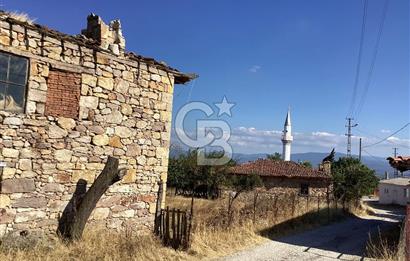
[387,156,410,172]
[229,159,331,180]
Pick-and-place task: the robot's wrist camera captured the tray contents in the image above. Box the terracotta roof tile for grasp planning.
[387,156,410,172]
[229,159,330,180]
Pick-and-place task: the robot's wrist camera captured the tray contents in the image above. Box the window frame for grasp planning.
[0,51,29,113]
[300,183,309,196]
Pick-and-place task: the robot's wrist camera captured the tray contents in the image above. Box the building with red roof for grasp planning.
[229,159,332,196]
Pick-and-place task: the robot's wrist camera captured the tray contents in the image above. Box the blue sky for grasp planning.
[4,0,409,157]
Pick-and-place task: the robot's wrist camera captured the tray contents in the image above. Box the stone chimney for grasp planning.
[81,14,125,56]
[319,161,331,175]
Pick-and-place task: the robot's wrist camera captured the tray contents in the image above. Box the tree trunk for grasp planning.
[58,156,125,241]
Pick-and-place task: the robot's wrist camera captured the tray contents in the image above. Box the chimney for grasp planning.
[81,13,125,56]
[319,161,331,175]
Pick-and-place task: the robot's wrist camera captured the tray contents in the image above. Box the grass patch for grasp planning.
[366,223,405,261]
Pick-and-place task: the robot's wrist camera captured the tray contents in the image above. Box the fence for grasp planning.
[224,189,344,228]
[154,206,192,250]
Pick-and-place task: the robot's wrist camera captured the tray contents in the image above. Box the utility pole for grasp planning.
[359,138,362,162]
[345,118,358,157]
[393,147,398,177]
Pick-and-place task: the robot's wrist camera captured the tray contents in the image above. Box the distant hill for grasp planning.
[233,152,392,177]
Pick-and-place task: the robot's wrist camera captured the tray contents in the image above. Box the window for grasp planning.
[300,183,309,196]
[405,188,409,198]
[0,52,28,112]
[384,188,389,194]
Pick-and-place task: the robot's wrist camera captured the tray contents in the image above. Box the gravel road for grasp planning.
[218,200,404,261]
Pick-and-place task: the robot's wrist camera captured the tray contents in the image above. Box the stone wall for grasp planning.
[261,177,330,197]
[0,12,190,236]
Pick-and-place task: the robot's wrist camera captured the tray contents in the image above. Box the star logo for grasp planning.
[215,96,235,117]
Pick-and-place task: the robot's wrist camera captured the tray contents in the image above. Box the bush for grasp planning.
[167,149,236,199]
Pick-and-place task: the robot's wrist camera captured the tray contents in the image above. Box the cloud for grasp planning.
[386,136,400,142]
[249,65,261,73]
[381,129,391,133]
[171,126,410,157]
[312,132,336,137]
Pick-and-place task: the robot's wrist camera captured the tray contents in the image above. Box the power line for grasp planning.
[347,0,369,117]
[355,0,390,118]
[362,123,410,148]
[356,128,410,149]
[362,148,381,161]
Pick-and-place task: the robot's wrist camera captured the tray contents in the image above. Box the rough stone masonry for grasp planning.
[0,11,195,236]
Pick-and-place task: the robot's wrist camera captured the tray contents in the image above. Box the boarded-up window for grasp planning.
[0,52,28,112]
[45,70,80,118]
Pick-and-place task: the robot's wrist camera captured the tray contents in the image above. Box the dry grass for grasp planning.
[0,193,347,261]
[0,229,190,261]
[1,11,36,24]
[167,192,346,257]
[366,224,406,261]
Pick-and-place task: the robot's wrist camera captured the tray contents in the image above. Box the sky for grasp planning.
[4,0,409,157]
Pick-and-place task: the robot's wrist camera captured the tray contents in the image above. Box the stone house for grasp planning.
[229,159,331,197]
[0,11,195,236]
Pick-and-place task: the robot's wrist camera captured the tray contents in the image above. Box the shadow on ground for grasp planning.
[258,208,399,257]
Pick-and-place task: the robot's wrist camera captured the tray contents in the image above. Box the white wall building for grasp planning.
[378,178,410,206]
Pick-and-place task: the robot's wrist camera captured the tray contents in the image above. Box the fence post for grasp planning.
[154,181,164,235]
[326,191,330,223]
[306,195,309,213]
[177,209,181,246]
[253,191,258,224]
[335,197,338,211]
[273,195,279,223]
[171,209,176,249]
[317,196,320,214]
[165,206,170,244]
[187,195,194,247]
[292,194,296,217]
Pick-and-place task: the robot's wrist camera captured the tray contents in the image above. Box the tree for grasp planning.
[267,152,282,161]
[225,174,262,226]
[58,156,126,241]
[300,161,312,168]
[331,157,379,203]
[167,149,236,198]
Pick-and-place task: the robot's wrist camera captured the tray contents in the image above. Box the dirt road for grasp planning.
[219,201,404,261]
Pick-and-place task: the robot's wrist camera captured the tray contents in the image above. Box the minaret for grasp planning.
[281,109,293,161]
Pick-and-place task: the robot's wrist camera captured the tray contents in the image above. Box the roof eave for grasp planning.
[173,72,199,84]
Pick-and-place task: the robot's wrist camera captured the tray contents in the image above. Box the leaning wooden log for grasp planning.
[57,156,126,241]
